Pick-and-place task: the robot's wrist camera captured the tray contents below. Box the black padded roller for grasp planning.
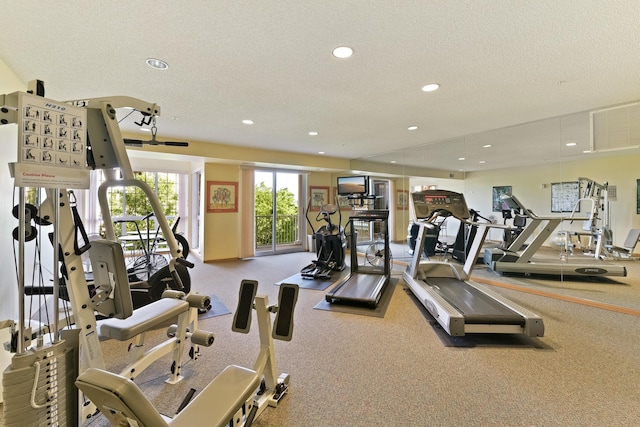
[273,283,299,341]
[232,279,258,334]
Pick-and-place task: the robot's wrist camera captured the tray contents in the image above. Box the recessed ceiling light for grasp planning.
[458,157,465,161]
[483,144,492,148]
[479,160,486,164]
[421,83,440,92]
[242,119,254,125]
[566,142,577,146]
[145,58,169,70]
[407,126,418,131]
[318,151,325,154]
[309,131,318,136]
[332,46,353,59]
[390,160,397,164]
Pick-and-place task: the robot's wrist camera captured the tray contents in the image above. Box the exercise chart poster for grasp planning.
[551,181,580,213]
[18,92,87,169]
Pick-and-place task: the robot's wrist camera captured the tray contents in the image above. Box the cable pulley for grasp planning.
[12,204,39,242]
[124,114,189,147]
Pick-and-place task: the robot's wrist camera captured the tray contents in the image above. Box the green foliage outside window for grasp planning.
[105,171,179,237]
[255,181,298,246]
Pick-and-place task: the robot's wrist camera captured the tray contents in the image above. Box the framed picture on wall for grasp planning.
[309,186,329,211]
[397,190,409,210]
[206,181,238,213]
[492,185,512,211]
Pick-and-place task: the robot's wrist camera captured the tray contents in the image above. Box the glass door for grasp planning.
[371,179,390,237]
[255,170,303,255]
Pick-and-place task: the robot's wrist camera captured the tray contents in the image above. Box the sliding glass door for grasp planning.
[254,170,303,255]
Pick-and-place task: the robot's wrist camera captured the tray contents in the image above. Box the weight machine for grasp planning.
[1,84,213,424]
[76,280,299,427]
[560,177,611,258]
[484,192,627,277]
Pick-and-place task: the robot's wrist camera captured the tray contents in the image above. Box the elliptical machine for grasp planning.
[301,198,346,280]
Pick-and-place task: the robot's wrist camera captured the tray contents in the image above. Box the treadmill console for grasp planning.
[410,189,470,220]
[500,194,527,214]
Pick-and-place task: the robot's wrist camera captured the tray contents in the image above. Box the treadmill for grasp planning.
[484,194,627,277]
[403,190,544,337]
[325,209,390,308]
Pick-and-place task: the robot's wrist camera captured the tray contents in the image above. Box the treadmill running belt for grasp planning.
[423,277,524,325]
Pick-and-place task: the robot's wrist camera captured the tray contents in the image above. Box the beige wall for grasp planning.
[5,57,638,266]
[127,137,352,172]
[203,163,241,261]
[463,153,640,246]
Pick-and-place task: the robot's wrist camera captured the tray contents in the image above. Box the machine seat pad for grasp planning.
[76,368,171,427]
[97,298,189,341]
[171,365,260,427]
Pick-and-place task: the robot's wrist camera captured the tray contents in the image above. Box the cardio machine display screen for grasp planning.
[411,190,471,220]
[425,196,451,204]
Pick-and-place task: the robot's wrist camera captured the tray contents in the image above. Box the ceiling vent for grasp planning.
[590,102,640,152]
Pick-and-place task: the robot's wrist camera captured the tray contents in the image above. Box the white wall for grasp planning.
[0,59,26,321]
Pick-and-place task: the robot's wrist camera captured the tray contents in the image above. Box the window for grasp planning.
[97,170,180,237]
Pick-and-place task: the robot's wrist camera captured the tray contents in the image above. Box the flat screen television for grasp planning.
[337,175,369,196]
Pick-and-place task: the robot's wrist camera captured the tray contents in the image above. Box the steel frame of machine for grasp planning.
[484,194,627,278]
[403,190,545,337]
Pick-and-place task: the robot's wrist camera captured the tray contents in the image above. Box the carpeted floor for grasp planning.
[8,246,640,426]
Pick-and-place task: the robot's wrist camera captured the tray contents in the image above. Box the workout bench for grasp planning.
[90,239,214,384]
[80,240,214,421]
[76,280,299,427]
[97,289,214,384]
[604,228,640,260]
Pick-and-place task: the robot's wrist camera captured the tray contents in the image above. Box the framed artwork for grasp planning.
[309,186,329,211]
[397,190,408,210]
[492,185,512,211]
[551,181,580,213]
[206,181,238,213]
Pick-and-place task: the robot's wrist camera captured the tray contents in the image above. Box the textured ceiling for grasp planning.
[2,1,640,173]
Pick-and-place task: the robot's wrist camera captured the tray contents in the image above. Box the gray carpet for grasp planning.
[11,247,640,426]
[313,277,397,318]
[275,269,349,290]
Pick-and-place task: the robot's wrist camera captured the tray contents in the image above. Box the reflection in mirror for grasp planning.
[352,108,640,287]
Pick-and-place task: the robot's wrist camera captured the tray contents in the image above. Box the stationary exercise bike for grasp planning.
[115,213,193,308]
[301,198,346,280]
